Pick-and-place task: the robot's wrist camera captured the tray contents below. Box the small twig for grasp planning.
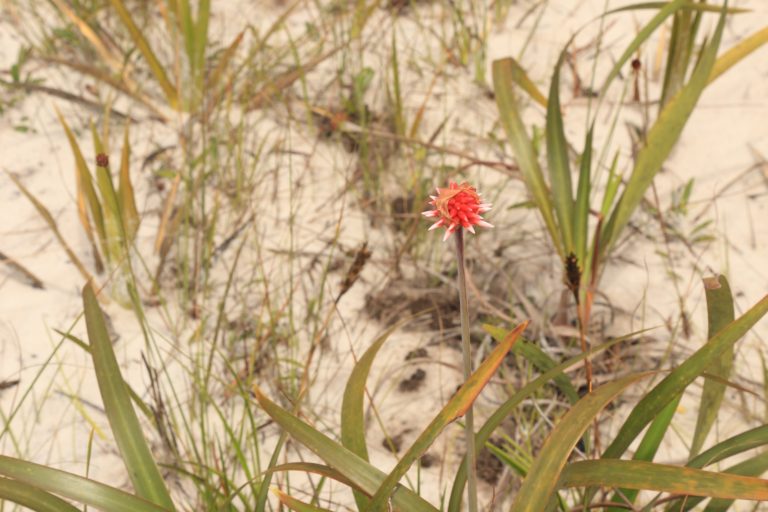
[0,250,44,289]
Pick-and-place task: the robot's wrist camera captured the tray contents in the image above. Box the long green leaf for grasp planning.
[503,56,547,108]
[0,456,171,512]
[601,3,727,255]
[708,25,768,83]
[602,292,768,461]
[574,127,593,264]
[701,452,768,511]
[368,322,528,511]
[118,123,139,243]
[83,284,176,510]
[599,0,687,97]
[107,0,179,109]
[341,322,403,511]
[55,107,108,265]
[0,477,80,512]
[561,459,768,500]
[545,46,575,254]
[493,58,562,258]
[252,387,439,512]
[446,331,647,512]
[689,424,768,469]
[606,394,681,511]
[662,426,768,510]
[509,372,652,510]
[691,275,735,456]
[92,122,125,263]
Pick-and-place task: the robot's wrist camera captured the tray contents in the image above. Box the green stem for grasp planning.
[455,229,479,512]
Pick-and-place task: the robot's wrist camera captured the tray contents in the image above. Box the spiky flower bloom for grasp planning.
[422,181,493,241]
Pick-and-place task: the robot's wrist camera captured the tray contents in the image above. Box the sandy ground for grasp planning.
[1,0,767,510]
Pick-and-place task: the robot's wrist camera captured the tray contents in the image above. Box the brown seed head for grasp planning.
[96,153,109,168]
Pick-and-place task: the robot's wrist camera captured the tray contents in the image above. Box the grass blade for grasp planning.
[55,106,108,266]
[700,452,768,511]
[446,331,646,512]
[493,58,562,257]
[0,477,80,512]
[82,284,176,510]
[368,322,528,510]
[561,459,768,500]
[599,0,686,97]
[118,123,139,243]
[606,394,680,510]
[601,3,727,254]
[509,372,652,510]
[341,322,403,511]
[503,56,547,107]
[708,25,768,84]
[545,47,575,254]
[689,424,768,469]
[690,275,735,456]
[6,171,96,285]
[92,122,125,263]
[602,291,768,461]
[251,386,439,512]
[0,456,171,512]
[574,127,593,264]
[107,0,179,109]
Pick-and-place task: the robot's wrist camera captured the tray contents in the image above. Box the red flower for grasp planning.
[422,181,492,241]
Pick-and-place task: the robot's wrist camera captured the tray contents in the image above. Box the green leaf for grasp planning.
[341,322,403,511]
[708,25,768,84]
[107,0,179,109]
[560,459,768,501]
[599,0,687,98]
[689,424,768,469]
[252,387,439,512]
[661,425,768,510]
[606,394,681,510]
[509,372,652,510]
[55,106,108,265]
[493,58,562,258]
[0,477,80,512]
[83,283,176,510]
[602,291,768,461]
[545,46,575,254]
[92,121,125,263]
[574,127,593,264]
[691,275,735,456]
[502,57,547,108]
[701,452,768,511]
[118,123,139,243]
[446,332,645,512]
[601,3,728,255]
[368,322,528,511]
[0,456,172,512]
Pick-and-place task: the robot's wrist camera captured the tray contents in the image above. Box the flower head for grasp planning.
[422,181,492,241]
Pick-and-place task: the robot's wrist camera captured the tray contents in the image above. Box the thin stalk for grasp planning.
[455,229,478,512]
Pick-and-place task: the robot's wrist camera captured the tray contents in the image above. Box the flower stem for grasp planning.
[455,229,479,512]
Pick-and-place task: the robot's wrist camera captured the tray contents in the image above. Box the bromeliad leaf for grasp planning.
[367,321,528,511]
